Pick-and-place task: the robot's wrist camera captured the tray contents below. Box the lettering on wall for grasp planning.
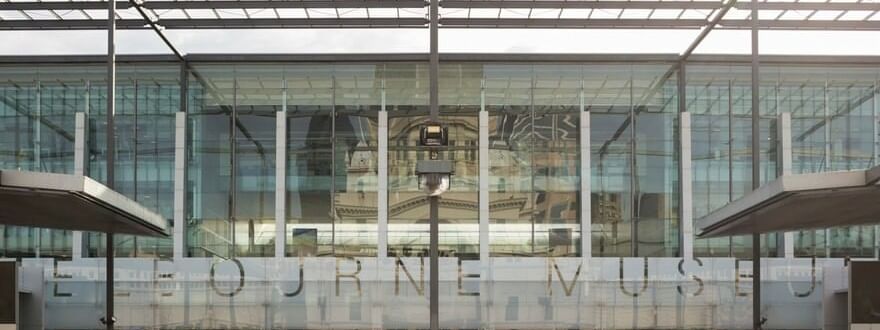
[618,257,648,297]
[786,256,816,298]
[336,257,362,296]
[458,258,479,296]
[546,257,581,297]
[676,257,704,297]
[395,257,424,296]
[281,257,305,297]
[209,258,245,297]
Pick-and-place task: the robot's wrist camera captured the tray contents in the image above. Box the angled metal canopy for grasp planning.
[696,166,880,238]
[0,0,879,30]
[0,170,169,237]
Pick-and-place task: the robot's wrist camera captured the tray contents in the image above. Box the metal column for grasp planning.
[428,0,440,327]
[680,112,693,259]
[72,112,87,259]
[777,112,794,258]
[750,0,762,328]
[275,107,287,258]
[174,112,186,259]
[104,0,117,327]
[678,64,694,259]
[378,106,389,258]
[579,86,591,260]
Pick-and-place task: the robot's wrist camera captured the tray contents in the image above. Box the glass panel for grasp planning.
[187,65,235,258]
[688,66,733,257]
[286,65,333,257]
[86,65,178,258]
[334,65,380,257]
[487,64,533,256]
[234,66,278,257]
[438,63,480,258]
[0,66,90,259]
[589,65,633,257]
[532,65,580,257]
[387,63,431,257]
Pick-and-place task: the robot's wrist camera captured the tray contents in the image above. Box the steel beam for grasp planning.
[0,18,428,30]
[441,0,880,11]
[0,0,427,10]
[4,0,879,11]
[441,0,719,9]
[439,18,707,28]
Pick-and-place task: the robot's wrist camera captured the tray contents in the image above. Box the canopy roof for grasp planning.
[0,0,878,30]
[697,165,880,238]
[0,170,169,237]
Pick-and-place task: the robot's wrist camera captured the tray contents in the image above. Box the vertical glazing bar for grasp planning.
[778,112,794,258]
[378,100,389,258]
[105,0,116,327]
[72,112,87,259]
[230,80,238,258]
[374,78,388,330]
[174,112,186,259]
[479,84,489,263]
[275,109,286,258]
[728,80,735,256]
[823,81,832,257]
[750,0,762,328]
[34,82,41,169]
[580,84,591,260]
[630,73,638,257]
[330,77,336,255]
[875,81,880,259]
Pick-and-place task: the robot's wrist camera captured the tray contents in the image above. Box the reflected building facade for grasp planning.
[0,54,878,329]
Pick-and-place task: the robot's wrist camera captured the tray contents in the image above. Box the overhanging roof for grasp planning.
[0,0,879,30]
[0,170,169,237]
[697,165,880,238]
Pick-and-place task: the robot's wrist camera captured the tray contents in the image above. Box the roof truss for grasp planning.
[0,0,877,30]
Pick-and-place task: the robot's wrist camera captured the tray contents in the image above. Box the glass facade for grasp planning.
[0,57,878,329]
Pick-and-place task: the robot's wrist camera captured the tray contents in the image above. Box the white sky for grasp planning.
[1,29,879,55]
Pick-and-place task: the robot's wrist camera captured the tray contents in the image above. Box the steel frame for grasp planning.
[1,0,879,31]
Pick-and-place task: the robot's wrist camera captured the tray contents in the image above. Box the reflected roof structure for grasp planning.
[696,165,880,238]
[0,0,879,30]
[0,170,169,237]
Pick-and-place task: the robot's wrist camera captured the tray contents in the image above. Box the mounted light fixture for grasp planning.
[417,122,453,196]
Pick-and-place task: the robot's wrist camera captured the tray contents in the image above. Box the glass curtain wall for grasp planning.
[0,66,96,259]
[684,65,880,258]
[284,64,381,257]
[86,65,178,258]
[387,63,432,257]
[438,63,480,258]
[333,65,380,257]
[590,65,679,257]
[778,67,879,258]
[285,65,333,257]
[487,65,581,257]
[187,65,277,258]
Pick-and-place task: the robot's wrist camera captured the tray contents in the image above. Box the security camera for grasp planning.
[416,160,454,197]
[419,172,450,197]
